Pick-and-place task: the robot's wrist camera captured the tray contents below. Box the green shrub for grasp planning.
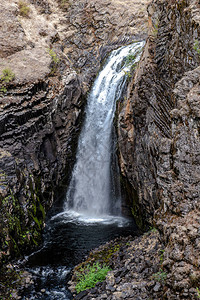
[124,53,138,71]
[160,249,165,264]
[149,227,158,233]
[18,1,30,17]
[123,48,143,78]
[151,20,159,37]
[75,262,111,293]
[125,53,137,65]
[193,40,200,56]
[197,287,200,299]
[48,48,60,74]
[0,68,15,94]
[153,269,167,282]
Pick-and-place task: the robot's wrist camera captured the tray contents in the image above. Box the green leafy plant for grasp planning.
[152,22,158,37]
[124,53,138,71]
[48,48,60,74]
[149,227,157,233]
[123,70,132,78]
[122,48,143,79]
[0,68,15,94]
[153,269,167,282]
[75,262,111,293]
[150,18,159,37]
[18,1,30,17]
[160,249,165,264]
[193,40,200,56]
[196,287,200,299]
[125,53,137,66]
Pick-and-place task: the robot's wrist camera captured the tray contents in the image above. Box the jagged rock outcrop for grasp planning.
[69,231,166,300]
[0,0,150,261]
[118,0,200,298]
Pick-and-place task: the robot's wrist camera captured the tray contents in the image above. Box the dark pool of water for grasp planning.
[21,212,138,299]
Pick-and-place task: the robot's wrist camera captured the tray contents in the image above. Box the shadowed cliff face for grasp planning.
[0,72,84,261]
[118,0,200,297]
[0,0,150,260]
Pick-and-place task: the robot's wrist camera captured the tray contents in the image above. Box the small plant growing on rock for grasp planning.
[153,269,167,282]
[122,48,143,79]
[18,1,30,17]
[75,262,111,293]
[149,227,157,233]
[193,40,200,56]
[196,287,200,299]
[160,249,165,264]
[125,53,137,65]
[57,0,71,10]
[151,20,159,37]
[0,68,15,94]
[124,53,138,71]
[48,48,60,75]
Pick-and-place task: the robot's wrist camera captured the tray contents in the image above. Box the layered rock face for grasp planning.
[118,0,200,297]
[0,0,150,260]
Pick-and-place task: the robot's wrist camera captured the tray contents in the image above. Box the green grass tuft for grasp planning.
[48,48,60,75]
[0,68,15,94]
[152,269,167,282]
[193,40,200,56]
[196,287,200,299]
[75,262,111,293]
[18,1,30,17]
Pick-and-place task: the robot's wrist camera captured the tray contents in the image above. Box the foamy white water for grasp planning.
[51,210,130,227]
[64,42,144,219]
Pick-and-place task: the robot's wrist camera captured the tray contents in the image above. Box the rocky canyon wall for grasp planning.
[0,0,150,261]
[1,0,200,298]
[118,0,200,297]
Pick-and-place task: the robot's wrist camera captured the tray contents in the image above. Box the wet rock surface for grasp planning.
[118,0,200,298]
[0,263,34,299]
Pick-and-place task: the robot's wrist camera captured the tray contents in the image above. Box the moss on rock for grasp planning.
[0,176,46,265]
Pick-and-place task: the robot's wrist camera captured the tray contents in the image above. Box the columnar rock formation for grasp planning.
[118,0,200,297]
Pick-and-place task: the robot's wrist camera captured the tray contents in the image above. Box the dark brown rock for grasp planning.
[117,0,200,298]
[69,231,165,300]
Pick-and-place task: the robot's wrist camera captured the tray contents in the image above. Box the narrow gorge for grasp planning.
[0,0,200,299]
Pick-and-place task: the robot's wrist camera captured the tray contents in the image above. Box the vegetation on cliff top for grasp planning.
[0,68,15,95]
[18,1,30,17]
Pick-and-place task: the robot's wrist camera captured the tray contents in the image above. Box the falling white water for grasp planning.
[64,42,144,219]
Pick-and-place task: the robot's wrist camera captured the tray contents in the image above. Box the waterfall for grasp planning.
[64,42,144,218]
[22,43,144,300]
